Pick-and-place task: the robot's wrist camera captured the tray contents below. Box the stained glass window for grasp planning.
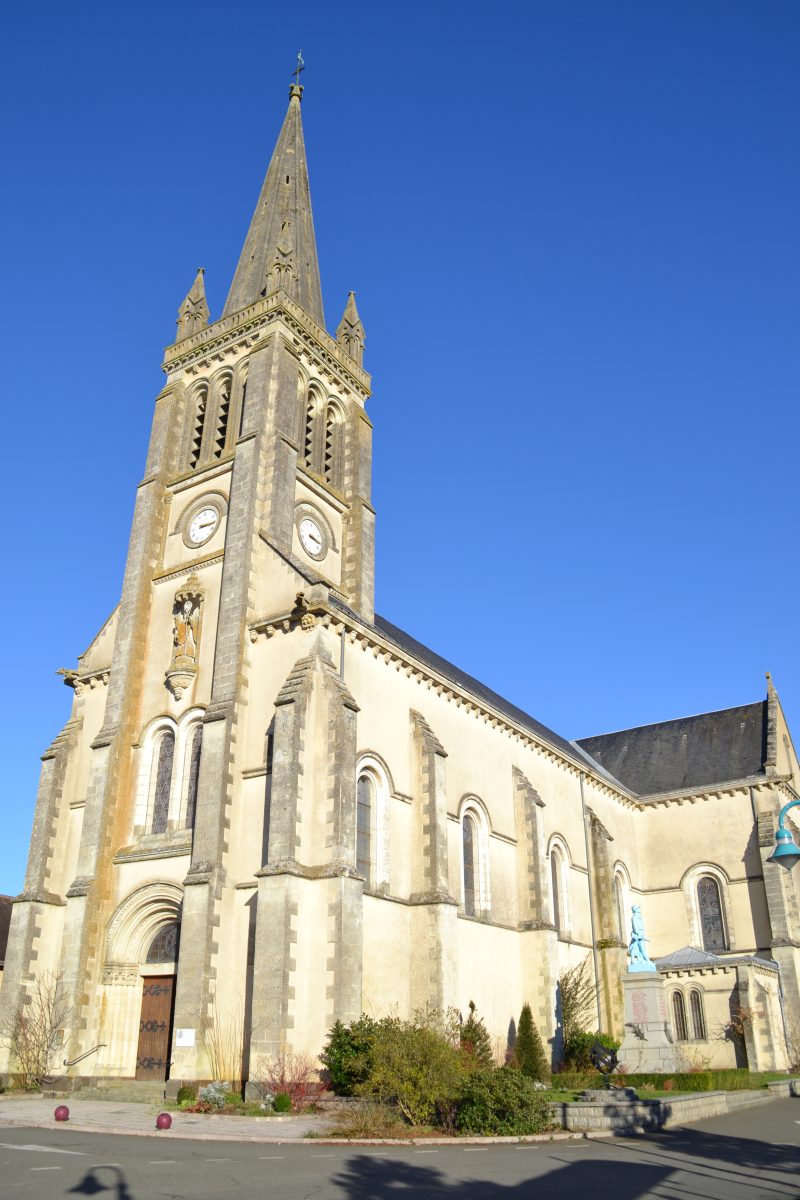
[463,815,477,916]
[690,989,706,1040]
[151,732,175,834]
[672,991,688,1041]
[185,726,202,830]
[146,923,180,964]
[357,774,373,887]
[697,876,727,953]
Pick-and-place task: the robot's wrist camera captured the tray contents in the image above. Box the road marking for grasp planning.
[30,1166,62,1171]
[205,1157,231,1161]
[149,1160,176,1164]
[313,1153,336,1157]
[259,1155,284,1159]
[463,1148,486,1152]
[414,1149,438,1154]
[0,1143,85,1155]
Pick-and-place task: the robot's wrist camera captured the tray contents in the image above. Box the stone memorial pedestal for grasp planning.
[617,971,680,1074]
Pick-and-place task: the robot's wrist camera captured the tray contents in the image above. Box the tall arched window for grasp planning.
[697,876,727,953]
[357,773,374,887]
[303,390,322,472]
[462,813,477,917]
[672,991,688,1041]
[184,726,202,830]
[550,847,564,935]
[690,989,706,1040]
[213,377,232,459]
[151,731,175,834]
[187,385,208,470]
[324,403,344,489]
[615,873,627,943]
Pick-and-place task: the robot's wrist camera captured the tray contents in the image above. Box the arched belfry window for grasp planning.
[184,725,202,830]
[187,385,208,470]
[357,773,374,887]
[324,402,344,489]
[212,375,232,459]
[697,875,727,953]
[462,813,477,917]
[151,731,175,834]
[690,989,707,1040]
[303,389,323,473]
[672,991,688,1041]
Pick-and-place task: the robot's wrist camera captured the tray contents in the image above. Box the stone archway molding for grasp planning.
[104,881,184,972]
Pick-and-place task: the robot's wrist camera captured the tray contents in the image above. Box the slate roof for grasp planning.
[576,702,767,797]
[0,895,12,969]
[655,945,778,971]
[371,614,603,771]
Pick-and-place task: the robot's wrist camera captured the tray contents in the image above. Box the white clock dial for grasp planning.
[188,506,219,545]
[299,516,325,558]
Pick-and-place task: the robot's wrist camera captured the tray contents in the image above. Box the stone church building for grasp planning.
[2,81,799,1087]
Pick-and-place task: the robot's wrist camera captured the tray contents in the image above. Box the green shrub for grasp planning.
[460,1001,494,1070]
[176,1085,196,1105]
[198,1082,226,1109]
[273,1092,291,1112]
[357,1009,463,1127]
[622,1072,713,1092]
[456,1068,555,1136]
[515,1004,550,1082]
[224,1091,242,1108]
[320,1015,391,1095]
[562,1030,620,1072]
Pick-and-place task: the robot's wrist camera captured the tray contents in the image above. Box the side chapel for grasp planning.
[2,79,799,1088]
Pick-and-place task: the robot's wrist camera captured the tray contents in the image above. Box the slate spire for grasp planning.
[222,84,324,327]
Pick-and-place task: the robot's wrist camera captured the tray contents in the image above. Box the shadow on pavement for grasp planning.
[68,1163,135,1198]
[333,1155,670,1200]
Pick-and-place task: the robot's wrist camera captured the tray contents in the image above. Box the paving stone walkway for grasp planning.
[0,1094,333,1142]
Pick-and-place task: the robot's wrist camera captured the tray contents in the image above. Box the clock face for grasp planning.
[188,506,219,546]
[299,516,325,559]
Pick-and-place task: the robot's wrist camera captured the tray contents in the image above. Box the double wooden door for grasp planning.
[135,976,175,1080]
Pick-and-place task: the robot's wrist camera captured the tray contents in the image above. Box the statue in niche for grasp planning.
[627,904,656,973]
[165,575,203,700]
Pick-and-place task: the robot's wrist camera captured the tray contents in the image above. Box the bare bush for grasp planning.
[201,1001,244,1085]
[250,1049,318,1107]
[0,972,71,1090]
[557,955,596,1048]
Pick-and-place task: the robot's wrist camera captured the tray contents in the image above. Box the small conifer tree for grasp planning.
[460,1000,494,1069]
[515,1002,550,1082]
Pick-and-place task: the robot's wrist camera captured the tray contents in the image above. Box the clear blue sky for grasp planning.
[1,1,798,892]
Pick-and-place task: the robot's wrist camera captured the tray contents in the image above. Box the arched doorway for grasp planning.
[102,883,182,1080]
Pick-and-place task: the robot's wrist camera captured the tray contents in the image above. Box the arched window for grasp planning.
[690,989,706,1040]
[324,403,344,489]
[151,731,175,834]
[672,991,688,1041]
[697,876,728,953]
[462,813,477,917]
[357,773,374,887]
[187,385,208,470]
[615,873,627,943]
[213,377,232,459]
[146,922,180,964]
[303,390,321,471]
[551,847,564,935]
[184,725,202,830]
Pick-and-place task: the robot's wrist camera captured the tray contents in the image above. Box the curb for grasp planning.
[0,1117,597,1146]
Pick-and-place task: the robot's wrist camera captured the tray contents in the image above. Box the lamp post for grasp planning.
[767,797,800,870]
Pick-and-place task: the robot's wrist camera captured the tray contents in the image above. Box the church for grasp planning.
[2,78,798,1090]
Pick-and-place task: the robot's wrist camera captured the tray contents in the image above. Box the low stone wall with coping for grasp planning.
[553,1080,799,1133]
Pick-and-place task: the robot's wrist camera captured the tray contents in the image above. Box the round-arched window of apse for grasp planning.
[146,923,180,964]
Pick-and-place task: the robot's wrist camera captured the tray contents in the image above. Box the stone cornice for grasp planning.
[641,774,788,809]
[162,291,371,400]
[248,597,642,812]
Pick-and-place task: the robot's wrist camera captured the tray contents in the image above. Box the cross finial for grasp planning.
[293,50,305,87]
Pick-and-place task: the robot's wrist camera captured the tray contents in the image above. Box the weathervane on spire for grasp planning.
[293,51,305,87]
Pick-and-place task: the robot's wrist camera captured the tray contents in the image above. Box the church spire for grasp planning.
[336,291,365,366]
[222,82,324,327]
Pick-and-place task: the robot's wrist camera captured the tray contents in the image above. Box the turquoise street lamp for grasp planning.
[767,798,800,870]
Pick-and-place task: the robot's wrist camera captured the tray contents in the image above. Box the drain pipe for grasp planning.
[579,771,603,1030]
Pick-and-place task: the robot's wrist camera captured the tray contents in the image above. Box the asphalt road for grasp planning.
[0,1098,797,1199]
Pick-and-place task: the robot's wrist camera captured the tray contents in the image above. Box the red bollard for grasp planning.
[155,1112,172,1130]
[54,1105,70,1122]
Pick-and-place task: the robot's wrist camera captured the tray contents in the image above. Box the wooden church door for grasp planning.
[135,976,175,1080]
